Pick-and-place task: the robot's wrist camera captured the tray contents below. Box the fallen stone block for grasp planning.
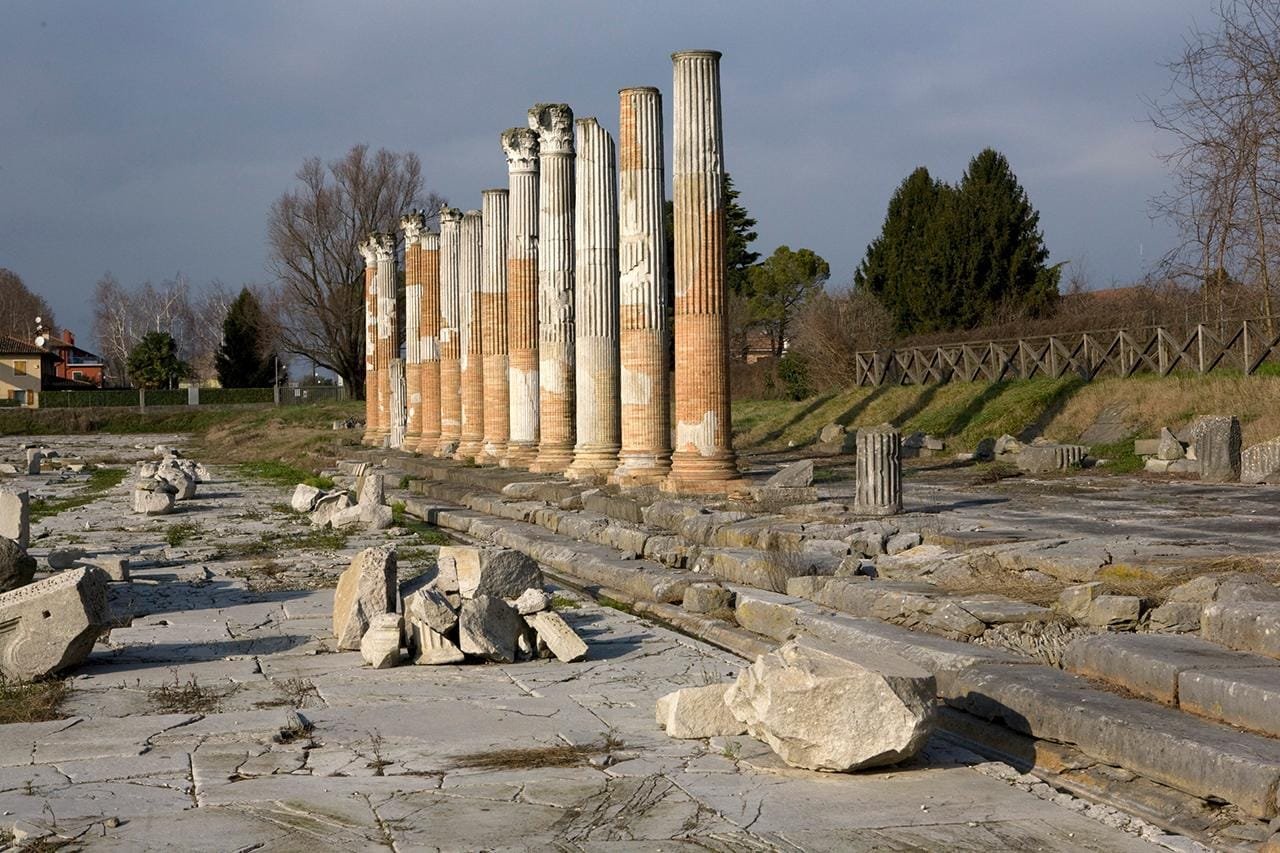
[0,490,30,550]
[132,480,176,516]
[408,621,464,665]
[1082,594,1142,629]
[332,546,396,650]
[155,466,197,501]
[1015,444,1088,473]
[46,548,85,571]
[1133,438,1160,457]
[1157,427,1185,461]
[924,602,986,638]
[885,532,922,555]
[1178,666,1280,739]
[767,459,814,487]
[360,613,403,669]
[458,595,523,663]
[357,471,385,508]
[1057,582,1104,620]
[85,555,130,582]
[327,504,365,530]
[24,449,42,475]
[1242,436,1280,485]
[0,537,37,594]
[0,566,109,680]
[656,684,746,739]
[1190,415,1241,483]
[361,503,393,530]
[310,492,353,528]
[1148,601,1202,633]
[1202,601,1280,659]
[290,484,322,513]
[683,583,735,614]
[443,545,543,600]
[525,610,588,662]
[725,638,936,772]
[511,587,551,615]
[402,578,459,635]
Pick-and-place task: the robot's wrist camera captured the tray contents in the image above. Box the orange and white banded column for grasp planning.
[401,212,426,450]
[417,229,442,453]
[436,207,464,457]
[456,209,485,459]
[566,117,620,481]
[373,231,399,449]
[611,86,671,485]
[479,188,510,463]
[528,103,576,474]
[360,236,381,446]
[665,50,742,494]
[501,127,540,468]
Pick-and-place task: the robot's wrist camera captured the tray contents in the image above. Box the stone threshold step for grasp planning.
[1064,632,1280,737]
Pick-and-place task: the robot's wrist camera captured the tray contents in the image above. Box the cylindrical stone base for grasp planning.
[853,425,902,516]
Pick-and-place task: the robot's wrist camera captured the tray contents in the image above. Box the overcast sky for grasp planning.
[1,0,1213,339]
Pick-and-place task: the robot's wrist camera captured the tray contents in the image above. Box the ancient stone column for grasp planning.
[501,127,541,468]
[611,86,672,485]
[479,188,510,463]
[401,213,426,450]
[436,208,464,457]
[359,237,381,446]
[374,231,400,449]
[529,103,576,473]
[456,209,485,459]
[665,51,743,494]
[854,424,902,516]
[417,231,442,453]
[566,118,620,481]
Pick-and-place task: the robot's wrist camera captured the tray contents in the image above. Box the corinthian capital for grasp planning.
[440,207,464,228]
[359,235,378,267]
[401,211,427,245]
[528,103,574,155]
[373,231,396,262]
[501,127,540,172]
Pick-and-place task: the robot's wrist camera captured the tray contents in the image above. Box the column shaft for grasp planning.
[529,103,576,473]
[612,86,671,485]
[401,213,426,449]
[417,231,442,452]
[374,232,400,449]
[501,128,541,468]
[665,50,742,493]
[566,118,620,481]
[436,208,463,456]
[854,425,902,516]
[360,239,379,445]
[456,209,485,458]
[480,189,510,463]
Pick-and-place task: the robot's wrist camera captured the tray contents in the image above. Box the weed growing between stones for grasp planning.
[966,460,1023,486]
[254,678,321,709]
[147,673,233,714]
[28,467,128,521]
[597,596,634,615]
[550,595,581,610]
[0,679,68,724]
[236,461,334,491]
[164,521,202,547]
[451,733,624,771]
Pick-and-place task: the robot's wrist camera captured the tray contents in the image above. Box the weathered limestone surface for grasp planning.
[0,566,108,681]
[479,188,510,463]
[290,483,321,514]
[725,638,937,772]
[854,425,902,516]
[525,610,588,662]
[1202,600,1280,659]
[441,545,543,600]
[360,612,403,669]
[501,127,541,468]
[1242,436,1280,484]
[132,479,176,516]
[457,209,486,460]
[0,536,36,593]
[529,103,576,473]
[1192,415,1242,482]
[418,231,443,453]
[656,684,745,738]
[458,594,523,663]
[437,208,464,457]
[1015,444,1088,473]
[665,52,742,494]
[374,232,399,448]
[612,86,672,486]
[401,213,427,449]
[360,238,380,444]
[332,546,396,650]
[388,358,406,451]
[566,117,621,481]
[0,489,30,549]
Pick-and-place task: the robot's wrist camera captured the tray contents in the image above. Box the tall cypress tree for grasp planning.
[215,288,277,388]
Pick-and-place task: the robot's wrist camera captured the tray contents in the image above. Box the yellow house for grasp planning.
[0,335,55,408]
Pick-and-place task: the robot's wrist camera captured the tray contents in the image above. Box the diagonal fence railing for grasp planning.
[852,320,1280,387]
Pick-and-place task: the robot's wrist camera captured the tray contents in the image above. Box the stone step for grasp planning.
[1202,600,1280,660]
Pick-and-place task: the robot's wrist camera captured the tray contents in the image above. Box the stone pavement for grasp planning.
[0,436,1170,850]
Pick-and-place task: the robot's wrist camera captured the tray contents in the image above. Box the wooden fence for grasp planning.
[852,321,1280,387]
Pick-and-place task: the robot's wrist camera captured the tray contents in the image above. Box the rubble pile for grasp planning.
[131,446,207,515]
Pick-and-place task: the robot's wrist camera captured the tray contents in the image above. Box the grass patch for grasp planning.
[0,679,68,724]
[28,467,128,521]
[238,460,334,491]
[390,500,406,524]
[451,734,623,771]
[550,595,581,610]
[597,595,634,615]
[164,521,202,547]
[1089,439,1144,475]
[147,673,234,714]
[215,526,349,561]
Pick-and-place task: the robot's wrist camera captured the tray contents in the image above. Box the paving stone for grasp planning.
[1202,600,1280,659]
[655,684,744,739]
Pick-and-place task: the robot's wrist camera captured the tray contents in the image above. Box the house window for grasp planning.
[12,361,26,376]
[72,371,85,381]
[14,391,25,404]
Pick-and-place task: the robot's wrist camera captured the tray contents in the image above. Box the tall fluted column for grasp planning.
[360,237,381,445]
[501,128,540,468]
[611,86,671,485]
[456,209,485,459]
[529,103,576,473]
[665,50,742,494]
[479,189,510,463]
[417,231,442,453]
[401,213,426,450]
[436,208,463,457]
[566,118,620,481]
[374,232,400,448]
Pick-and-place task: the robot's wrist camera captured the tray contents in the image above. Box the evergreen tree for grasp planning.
[854,151,1060,334]
[663,172,760,296]
[746,246,830,355]
[127,331,190,389]
[215,288,277,387]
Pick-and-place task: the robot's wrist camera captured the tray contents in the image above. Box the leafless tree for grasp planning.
[1150,0,1280,332]
[267,144,444,396]
[0,268,57,342]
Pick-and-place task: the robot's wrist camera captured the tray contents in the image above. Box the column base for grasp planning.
[529,445,574,474]
[476,442,507,466]
[565,446,620,482]
[501,443,538,468]
[455,440,484,460]
[416,433,441,456]
[662,451,747,497]
[434,439,460,458]
[609,453,673,487]
[852,503,902,518]
[403,431,423,453]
